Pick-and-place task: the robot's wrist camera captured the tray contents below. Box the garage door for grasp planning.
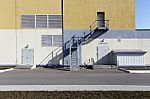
[117,54,144,66]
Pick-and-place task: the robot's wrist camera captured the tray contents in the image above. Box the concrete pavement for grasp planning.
[0,68,150,85]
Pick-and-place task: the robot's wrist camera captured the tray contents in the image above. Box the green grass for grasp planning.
[0,91,150,99]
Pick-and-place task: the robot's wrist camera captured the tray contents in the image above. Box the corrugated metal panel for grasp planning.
[36,15,47,28]
[41,35,52,47]
[21,15,35,28]
[53,35,62,47]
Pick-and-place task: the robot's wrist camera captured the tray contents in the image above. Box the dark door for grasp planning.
[97,12,105,28]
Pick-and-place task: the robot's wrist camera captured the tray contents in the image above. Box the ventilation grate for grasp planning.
[36,15,48,28]
[21,14,62,29]
[21,15,35,28]
[53,35,62,47]
[48,15,62,28]
[42,35,52,47]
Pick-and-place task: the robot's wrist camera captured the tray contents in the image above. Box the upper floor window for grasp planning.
[21,15,35,28]
[21,14,62,29]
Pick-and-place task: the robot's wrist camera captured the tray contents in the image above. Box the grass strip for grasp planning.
[0,91,150,99]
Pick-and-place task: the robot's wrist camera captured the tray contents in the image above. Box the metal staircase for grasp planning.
[38,19,109,71]
[68,36,81,71]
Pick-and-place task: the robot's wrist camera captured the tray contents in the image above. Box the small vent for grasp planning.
[48,15,62,28]
[42,35,52,47]
[53,35,62,47]
[21,15,35,28]
[36,15,47,28]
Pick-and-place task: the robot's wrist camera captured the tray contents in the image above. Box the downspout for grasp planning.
[61,0,64,66]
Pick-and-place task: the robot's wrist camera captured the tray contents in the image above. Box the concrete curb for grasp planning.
[119,68,150,74]
[129,70,150,74]
[0,68,14,73]
[0,85,150,91]
[118,68,130,73]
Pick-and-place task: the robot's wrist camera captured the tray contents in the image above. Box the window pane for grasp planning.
[53,35,62,47]
[21,15,35,28]
[36,15,47,28]
[48,15,62,28]
[42,35,52,47]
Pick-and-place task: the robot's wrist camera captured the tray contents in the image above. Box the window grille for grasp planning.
[48,15,62,28]
[36,15,47,28]
[53,35,62,47]
[42,35,52,47]
[21,15,35,28]
[21,14,62,29]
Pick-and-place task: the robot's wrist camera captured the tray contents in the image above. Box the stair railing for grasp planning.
[39,35,76,66]
[39,19,109,67]
[90,20,109,32]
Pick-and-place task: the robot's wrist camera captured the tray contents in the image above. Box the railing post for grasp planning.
[69,41,72,70]
[52,52,53,59]
[90,26,92,32]
[83,32,86,41]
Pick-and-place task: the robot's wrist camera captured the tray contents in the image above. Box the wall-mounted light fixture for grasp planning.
[117,37,121,42]
[24,45,29,49]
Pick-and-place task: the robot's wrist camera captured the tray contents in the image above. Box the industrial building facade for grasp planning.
[0,0,149,68]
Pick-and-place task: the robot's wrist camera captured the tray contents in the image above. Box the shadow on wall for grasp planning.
[47,48,70,65]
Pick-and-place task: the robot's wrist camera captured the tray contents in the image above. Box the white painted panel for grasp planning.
[0,30,16,65]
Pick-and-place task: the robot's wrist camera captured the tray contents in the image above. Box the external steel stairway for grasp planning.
[38,19,109,71]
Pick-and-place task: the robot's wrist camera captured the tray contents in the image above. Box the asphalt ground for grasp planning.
[0,68,150,85]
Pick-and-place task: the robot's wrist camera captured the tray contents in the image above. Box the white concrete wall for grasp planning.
[0,29,62,66]
[81,38,150,65]
[0,30,16,65]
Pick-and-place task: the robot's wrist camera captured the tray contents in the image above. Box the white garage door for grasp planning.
[117,54,144,66]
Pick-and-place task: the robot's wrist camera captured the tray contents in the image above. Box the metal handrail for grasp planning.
[39,45,63,65]
[90,20,109,32]
[39,19,109,66]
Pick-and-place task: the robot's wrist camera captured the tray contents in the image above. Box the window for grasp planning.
[42,35,52,47]
[21,15,35,28]
[21,14,62,29]
[36,15,47,28]
[53,35,62,47]
[41,35,62,47]
[48,15,62,28]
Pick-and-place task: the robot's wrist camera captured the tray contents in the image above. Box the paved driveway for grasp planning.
[0,68,150,85]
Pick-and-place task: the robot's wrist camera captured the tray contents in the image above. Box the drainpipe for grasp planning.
[61,0,64,66]
[15,0,18,66]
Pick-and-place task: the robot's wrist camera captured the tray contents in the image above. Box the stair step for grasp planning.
[93,65,117,69]
[15,65,33,69]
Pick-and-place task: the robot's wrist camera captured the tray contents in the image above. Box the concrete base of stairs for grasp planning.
[93,65,117,69]
[15,65,36,69]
